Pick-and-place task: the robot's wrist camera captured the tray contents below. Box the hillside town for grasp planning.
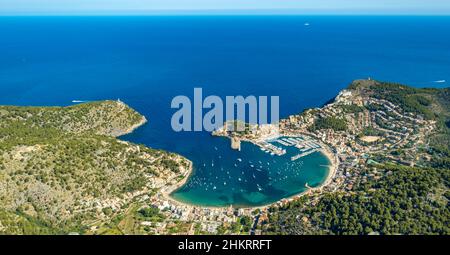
[279,80,436,194]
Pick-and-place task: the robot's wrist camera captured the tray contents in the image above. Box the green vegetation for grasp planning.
[263,164,449,235]
[424,88,450,169]
[308,117,347,132]
[217,216,254,235]
[0,101,185,234]
[0,100,144,138]
[138,207,166,222]
[239,216,253,233]
[160,158,182,173]
[360,127,384,137]
[0,209,61,235]
[166,220,191,234]
[356,81,438,119]
[341,104,365,114]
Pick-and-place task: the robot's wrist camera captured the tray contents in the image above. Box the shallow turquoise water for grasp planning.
[171,138,330,207]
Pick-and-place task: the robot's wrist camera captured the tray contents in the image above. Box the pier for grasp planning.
[273,136,323,161]
[253,135,324,159]
[291,149,318,161]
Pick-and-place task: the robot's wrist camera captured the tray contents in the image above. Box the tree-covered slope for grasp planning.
[0,101,188,234]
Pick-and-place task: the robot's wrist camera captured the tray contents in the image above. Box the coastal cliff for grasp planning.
[0,100,147,137]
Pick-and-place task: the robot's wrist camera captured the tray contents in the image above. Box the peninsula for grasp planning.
[0,100,191,234]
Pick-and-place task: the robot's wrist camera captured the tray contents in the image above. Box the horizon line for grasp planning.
[1,8,450,16]
[2,13,450,17]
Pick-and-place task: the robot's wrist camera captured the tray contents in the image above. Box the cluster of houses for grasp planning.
[141,194,256,234]
[279,87,436,198]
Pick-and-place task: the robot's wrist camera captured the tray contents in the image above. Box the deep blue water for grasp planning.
[1,16,449,207]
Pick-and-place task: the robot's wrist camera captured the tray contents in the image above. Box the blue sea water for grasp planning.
[0,16,449,207]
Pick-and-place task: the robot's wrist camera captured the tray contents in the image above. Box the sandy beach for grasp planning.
[317,145,339,188]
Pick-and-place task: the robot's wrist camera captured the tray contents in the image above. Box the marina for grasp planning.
[257,136,323,161]
[171,137,331,207]
[255,140,286,156]
[251,135,323,161]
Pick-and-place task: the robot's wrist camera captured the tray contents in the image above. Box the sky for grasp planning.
[1,0,450,15]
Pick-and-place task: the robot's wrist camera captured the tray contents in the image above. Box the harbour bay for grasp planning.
[1,15,449,207]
